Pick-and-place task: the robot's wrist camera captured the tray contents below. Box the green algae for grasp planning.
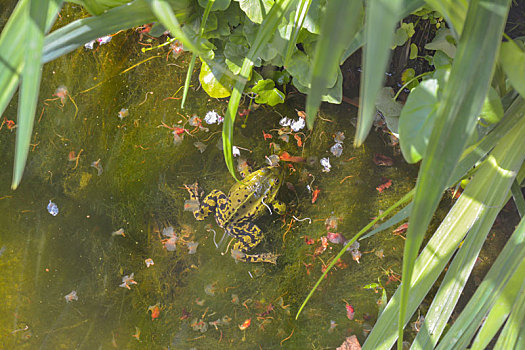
[0,4,423,349]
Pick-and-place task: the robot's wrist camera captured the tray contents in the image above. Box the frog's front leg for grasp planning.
[229,222,278,264]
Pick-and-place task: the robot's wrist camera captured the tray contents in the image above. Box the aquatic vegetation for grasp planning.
[47,200,58,216]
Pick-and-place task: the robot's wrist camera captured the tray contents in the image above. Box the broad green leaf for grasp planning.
[292,68,342,104]
[222,0,293,179]
[13,0,63,189]
[355,0,424,147]
[409,43,418,59]
[235,0,274,23]
[423,0,468,38]
[398,78,439,163]
[305,0,362,128]
[391,22,414,49]
[250,79,285,106]
[424,27,457,58]
[398,1,511,348]
[375,87,403,135]
[199,58,234,97]
[499,40,525,99]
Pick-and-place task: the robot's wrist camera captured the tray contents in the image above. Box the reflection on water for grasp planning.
[0,4,417,349]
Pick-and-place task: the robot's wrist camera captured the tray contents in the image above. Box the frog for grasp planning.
[185,166,286,263]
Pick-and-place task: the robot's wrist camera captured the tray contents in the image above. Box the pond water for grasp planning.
[0,4,418,349]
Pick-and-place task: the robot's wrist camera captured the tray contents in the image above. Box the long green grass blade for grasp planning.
[361,202,412,239]
[295,189,414,319]
[0,0,62,118]
[283,0,311,66]
[222,0,294,179]
[43,0,160,63]
[181,0,214,109]
[397,1,510,347]
[423,0,468,38]
[437,215,525,348]
[363,114,525,350]
[493,271,525,350]
[499,40,525,99]
[13,0,60,189]
[471,257,525,349]
[147,0,201,54]
[304,0,362,128]
[354,0,422,147]
[511,179,525,218]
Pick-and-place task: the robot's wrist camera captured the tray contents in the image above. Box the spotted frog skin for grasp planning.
[186,166,285,263]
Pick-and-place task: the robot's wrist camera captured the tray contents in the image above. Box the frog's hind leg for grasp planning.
[230,222,278,264]
[193,189,227,221]
[270,199,286,215]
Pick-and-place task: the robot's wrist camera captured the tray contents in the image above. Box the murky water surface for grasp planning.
[0,4,417,349]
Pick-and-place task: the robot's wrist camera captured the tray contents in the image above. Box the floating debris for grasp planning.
[209,318,221,330]
[320,157,331,172]
[411,315,425,332]
[184,199,200,212]
[265,154,280,166]
[204,282,217,296]
[132,326,141,341]
[84,40,96,50]
[231,249,246,263]
[327,232,346,244]
[162,226,176,237]
[96,35,112,45]
[392,223,408,235]
[279,151,305,163]
[163,237,177,251]
[53,86,68,104]
[191,318,208,333]
[64,290,78,303]
[221,315,232,325]
[169,40,184,57]
[204,110,223,125]
[119,273,137,289]
[330,142,343,157]
[189,115,201,127]
[311,188,321,204]
[90,159,103,176]
[231,294,239,305]
[232,146,240,157]
[193,141,207,153]
[279,133,290,143]
[148,303,160,320]
[348,241,360,251]
[325,216,339,231]
[47,200,59,216]
[334,131,345,143]
[291,118,305,132]
[118,108,129,120]
[374,249,384,259]
[345,302,355,320]
[238,318,251,330]
[373,153,394,166]
[376,178,393,192]
[328,320,337,333]
[237,157,250,174]
[173,132,184,146]
[144,258,154,267]
[195,298,205,306]
[337,335,361,349]
[351,249,362,263]
[112,228,125,237]
[187,241,199,254]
